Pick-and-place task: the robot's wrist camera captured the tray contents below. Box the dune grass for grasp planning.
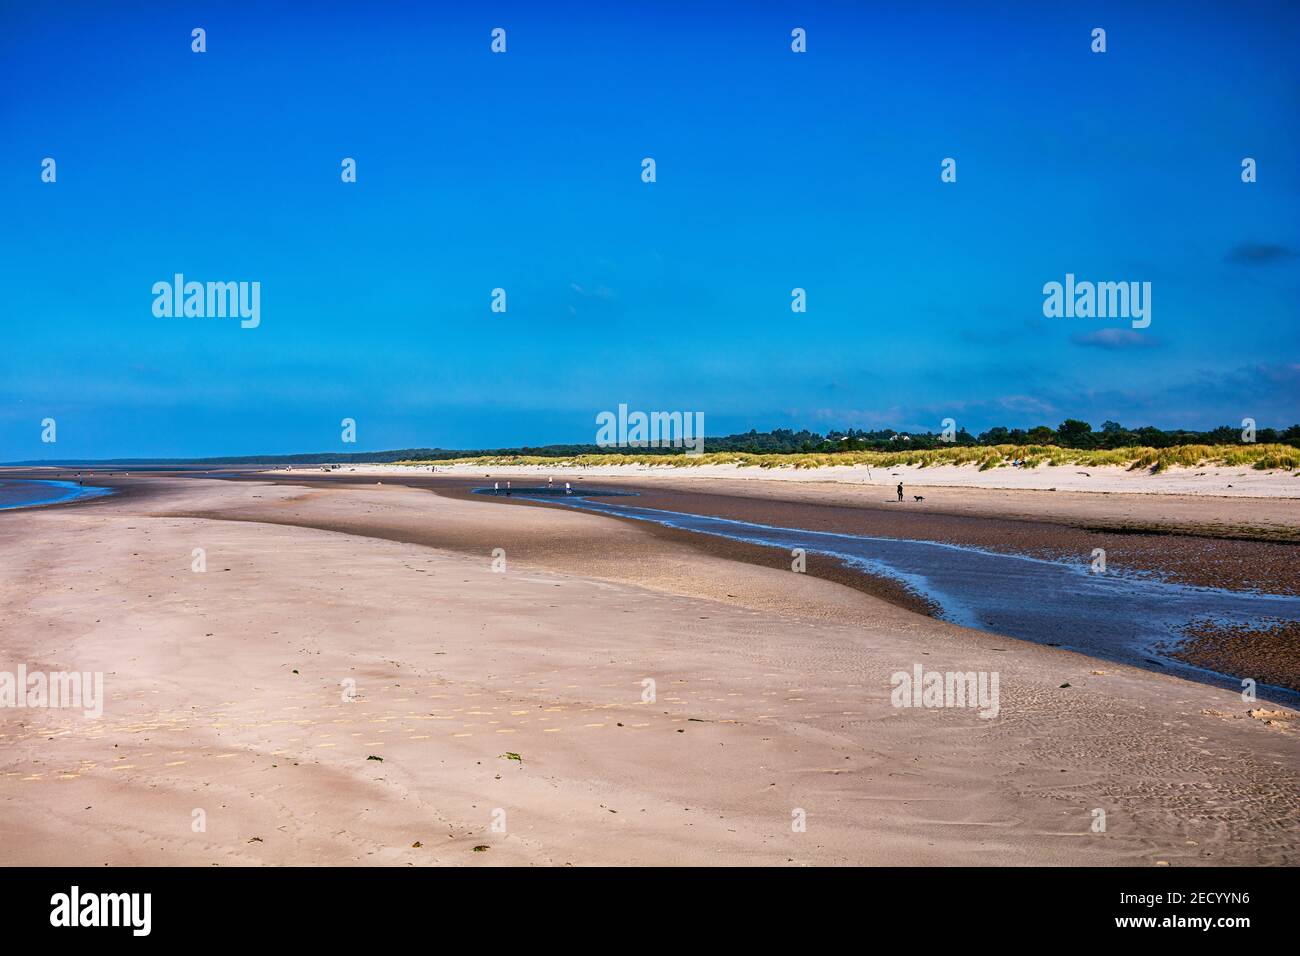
[397,443,1300,472]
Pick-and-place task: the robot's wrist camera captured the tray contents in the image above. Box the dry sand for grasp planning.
[1,474,1297,865]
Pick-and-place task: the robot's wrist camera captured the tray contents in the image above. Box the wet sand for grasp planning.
[495,478,1300,594]
[145,467,1300,589]
[168,469,1300,690]
[1167,620,1300,693]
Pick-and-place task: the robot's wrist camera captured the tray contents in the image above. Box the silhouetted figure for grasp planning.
[897,482,904,502]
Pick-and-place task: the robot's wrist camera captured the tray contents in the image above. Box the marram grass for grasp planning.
[397,443,1300,472]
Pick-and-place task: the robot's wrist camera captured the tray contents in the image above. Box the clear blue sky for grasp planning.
[2,0,1297,459]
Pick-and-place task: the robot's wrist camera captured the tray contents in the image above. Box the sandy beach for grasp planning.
[1,468,1297,866]
[318,458,1300,498]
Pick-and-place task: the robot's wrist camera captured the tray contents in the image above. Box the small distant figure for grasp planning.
[494,481,499,493]
[547,476,553,488]
[897,482,904,502]
[506,480,512,497]
[565,482,571,495]
[913,495,924,502]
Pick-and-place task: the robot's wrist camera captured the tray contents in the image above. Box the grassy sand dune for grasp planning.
[397,443,1300,473]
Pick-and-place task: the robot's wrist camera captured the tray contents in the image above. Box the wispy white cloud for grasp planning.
[1070,329,1160,350]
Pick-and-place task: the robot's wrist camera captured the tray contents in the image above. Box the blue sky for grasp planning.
[2,0,1297,459]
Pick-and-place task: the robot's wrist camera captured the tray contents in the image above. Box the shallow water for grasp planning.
[520,493,1300,701]
[0,479,114,511]
[472,486,636,498]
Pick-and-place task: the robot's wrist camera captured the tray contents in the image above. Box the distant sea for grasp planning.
[0,479,114,511]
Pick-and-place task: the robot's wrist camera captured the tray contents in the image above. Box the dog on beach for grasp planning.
[913,495,925,502]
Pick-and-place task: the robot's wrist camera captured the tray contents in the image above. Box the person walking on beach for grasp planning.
[897,482,904,502]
